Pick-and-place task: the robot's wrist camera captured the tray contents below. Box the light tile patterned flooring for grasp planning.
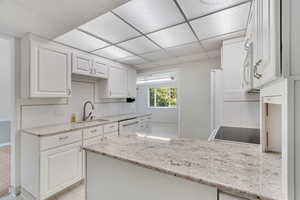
[0,146,10,197]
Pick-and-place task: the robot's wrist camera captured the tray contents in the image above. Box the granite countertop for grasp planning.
[22,113,151,136]
[84,134,282,200]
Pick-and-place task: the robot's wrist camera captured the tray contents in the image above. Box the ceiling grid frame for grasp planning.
[77,28,150,62]
[57,0,252,66]
[172,0,210,58]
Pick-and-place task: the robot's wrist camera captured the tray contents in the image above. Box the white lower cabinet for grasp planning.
[21,130,83,200]
[40,142,82,199]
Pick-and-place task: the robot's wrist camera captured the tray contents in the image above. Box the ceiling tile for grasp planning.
[79,12,140,43]
[113,0,185,33]
[93,46,133,60]
[54,29,109,52]
[118,36,160,54]
[118,56,148,65]
[147,23,197,48]
[140,50,172,61]
[190,3,251,40]
[166,42,205,57]
[177,0,248,20]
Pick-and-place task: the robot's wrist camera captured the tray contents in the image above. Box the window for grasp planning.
[149,88,177,108]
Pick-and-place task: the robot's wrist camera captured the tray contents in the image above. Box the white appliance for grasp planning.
[119,118,139,136]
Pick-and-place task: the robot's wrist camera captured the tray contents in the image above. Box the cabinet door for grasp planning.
[253,0,281,88]
[93,59,108,78]
[72,53,92,76]
[30,41,71,98]
[127,68,137,98]
[40,142,82,199]
[108,66,128,98]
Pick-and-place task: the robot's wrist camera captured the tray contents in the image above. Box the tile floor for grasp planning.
[0,145,10,197]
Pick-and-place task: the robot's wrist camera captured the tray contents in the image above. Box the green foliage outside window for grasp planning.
[149,88,177,108]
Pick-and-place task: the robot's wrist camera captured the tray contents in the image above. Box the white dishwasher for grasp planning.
[119,118,139,136]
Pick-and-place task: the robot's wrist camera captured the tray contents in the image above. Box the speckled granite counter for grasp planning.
[22,113,151,136]
[84,135,282,200]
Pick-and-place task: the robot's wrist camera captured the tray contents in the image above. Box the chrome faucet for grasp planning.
[83,101,95,121]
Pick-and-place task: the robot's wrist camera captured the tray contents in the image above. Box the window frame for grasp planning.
[148,87,177,109]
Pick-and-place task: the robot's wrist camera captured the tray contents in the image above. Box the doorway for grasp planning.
[0,34,15,198]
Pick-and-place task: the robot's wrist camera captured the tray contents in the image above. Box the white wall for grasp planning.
[0,35,13,121]
[21,79,136,129]
[136,81,178,124]
[212,38,260,130]
[178,62,212,139]
[138,59,216,140]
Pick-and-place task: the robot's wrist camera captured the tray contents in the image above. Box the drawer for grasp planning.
[40,130,82,151]
[263,95,282,105]
[83,135,102,147]
[104,123,118,133]
[83,126,103,139]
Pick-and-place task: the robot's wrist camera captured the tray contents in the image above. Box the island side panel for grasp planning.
[86,152,217,200]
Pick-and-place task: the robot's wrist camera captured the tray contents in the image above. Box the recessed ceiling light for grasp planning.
[200,0,227,5]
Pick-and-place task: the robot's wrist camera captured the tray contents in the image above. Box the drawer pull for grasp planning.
[59,136,69,140]
[90,129,97,133]
[110,125,115,128]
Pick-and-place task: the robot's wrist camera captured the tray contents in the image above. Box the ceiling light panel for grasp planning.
[93,46,133,60]
[54,29,109,52]
[118,56,148,65]
[79,12,140,43]
[147,23,197,48]
[166,42,205,57]
[113,0,185,34]
[190,3,250,40]
[118,36,160,54]
[176,0,248,20]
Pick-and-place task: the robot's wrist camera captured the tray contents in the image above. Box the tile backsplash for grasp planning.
[21,79,136,129]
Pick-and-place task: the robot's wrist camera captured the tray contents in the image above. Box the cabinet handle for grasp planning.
[253,59,263,79]
[59,136,69,140]
[90,129,97,133]
[67,89,72,96]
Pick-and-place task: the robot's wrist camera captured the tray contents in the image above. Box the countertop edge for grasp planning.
[83,147,276,200]
[21,113,152,136]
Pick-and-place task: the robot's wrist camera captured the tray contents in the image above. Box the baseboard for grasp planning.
[0,143,10,148]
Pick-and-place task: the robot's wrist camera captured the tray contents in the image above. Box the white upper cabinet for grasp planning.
[93,58,108,78]
[251,0,281,88]
[98,65,136,99]
[127,68,137,98]
[72,53,108,78]
[72,53,93,76]
[21,35,72,98]
[108,66,128,98]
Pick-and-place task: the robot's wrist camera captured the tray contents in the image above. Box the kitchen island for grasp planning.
[83,134,281,200]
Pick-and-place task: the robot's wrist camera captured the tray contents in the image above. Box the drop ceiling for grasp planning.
[54,0,251,69]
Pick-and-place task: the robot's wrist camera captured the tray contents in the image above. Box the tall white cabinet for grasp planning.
[21,35,72,98]
[249,0,282,88]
